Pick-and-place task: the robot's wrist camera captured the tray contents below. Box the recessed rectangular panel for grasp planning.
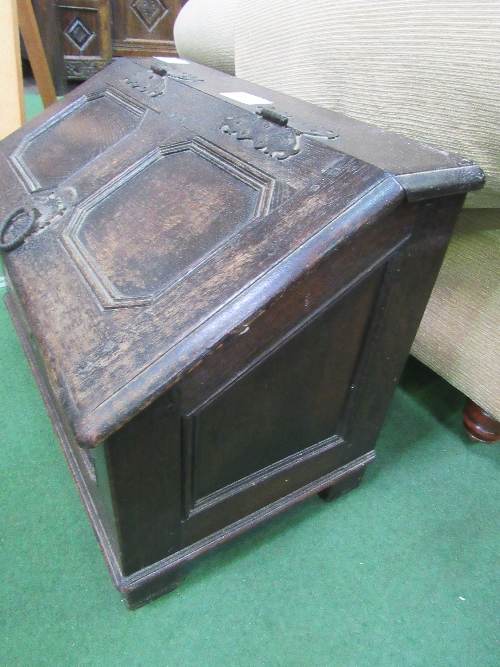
[60,9,100,57]
[121,0,179,42]
[192,267,384,503]
[62,140,277,307]
[11,91,145,191]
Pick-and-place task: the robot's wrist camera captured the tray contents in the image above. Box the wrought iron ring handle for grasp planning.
[0,207,36,252]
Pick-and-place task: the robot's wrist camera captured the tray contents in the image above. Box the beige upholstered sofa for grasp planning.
[174,0,500,442]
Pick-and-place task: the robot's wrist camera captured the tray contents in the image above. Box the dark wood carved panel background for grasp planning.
[189,268,384,505]
[57,0,112,80]
[112,0,182,57]
[33,0,185,85]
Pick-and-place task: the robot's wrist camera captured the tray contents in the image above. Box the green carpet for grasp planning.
[1,96,499,667]
[24,94,45,121]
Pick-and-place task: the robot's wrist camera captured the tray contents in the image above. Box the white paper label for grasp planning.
[220,92,273,106]
[154,57,191,65]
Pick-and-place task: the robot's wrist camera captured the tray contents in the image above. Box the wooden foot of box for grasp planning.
[317,468,366,503]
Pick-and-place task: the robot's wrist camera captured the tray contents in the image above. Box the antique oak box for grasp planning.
[0,58,483,608]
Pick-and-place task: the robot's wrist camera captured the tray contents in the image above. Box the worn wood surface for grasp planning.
[0,58,409,447]
[0,58,484,607]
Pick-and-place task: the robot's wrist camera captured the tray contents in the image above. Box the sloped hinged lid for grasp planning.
[0,58,484,447]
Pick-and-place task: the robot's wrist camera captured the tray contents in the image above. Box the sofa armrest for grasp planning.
[174,0,236,75]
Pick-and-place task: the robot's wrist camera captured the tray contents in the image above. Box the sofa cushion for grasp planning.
[411,209,500,420]
[174,0,236,75]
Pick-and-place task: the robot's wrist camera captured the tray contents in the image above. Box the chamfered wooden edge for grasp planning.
[395,165,485,201]
[463,399,500,444]
[4,288,376,607]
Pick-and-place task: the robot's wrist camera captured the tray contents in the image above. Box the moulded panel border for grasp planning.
[180,239,409,519]
[62,137,278,308]
[10,89,147,193]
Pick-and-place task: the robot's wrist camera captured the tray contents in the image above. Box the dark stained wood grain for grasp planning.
[0,58,484,607]
[111,0,182,58]
[105,390,182,575]
[32,0,182,86]
[190,269,383,503]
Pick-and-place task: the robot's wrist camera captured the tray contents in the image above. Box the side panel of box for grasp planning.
[177,200,420,547]
[344,194,466,453]
[180,270,384,546]
[104,390,182,576]
[192,269,383,495]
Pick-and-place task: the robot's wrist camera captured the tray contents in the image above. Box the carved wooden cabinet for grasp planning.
[56,0,112,80]
[0,59,483,608]
[33,0,183,83]
[111,0,182,58]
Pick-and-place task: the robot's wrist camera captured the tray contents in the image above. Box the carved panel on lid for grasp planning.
[10,90,146,192]
[62,139,277,308]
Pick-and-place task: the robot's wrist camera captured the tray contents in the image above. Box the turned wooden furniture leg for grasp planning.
[463,398,500,444]
[318,468,366,503]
